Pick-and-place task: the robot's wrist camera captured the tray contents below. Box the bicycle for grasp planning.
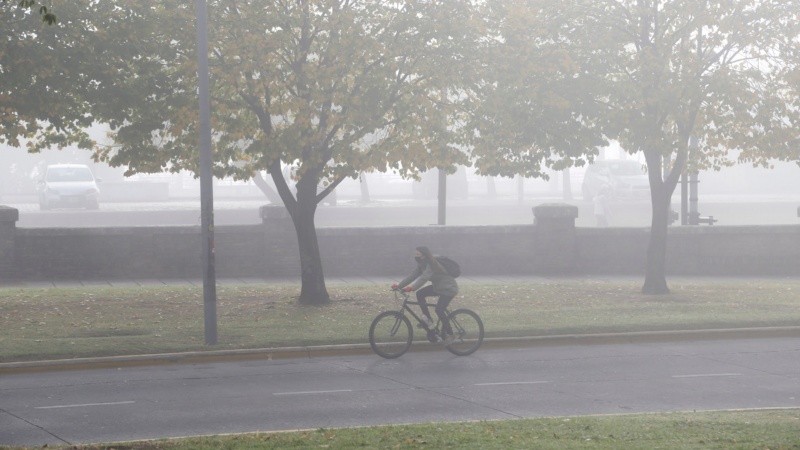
[369,288,484,359]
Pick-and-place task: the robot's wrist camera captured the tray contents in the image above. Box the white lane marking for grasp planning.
[274,389,353,396]
[672,373,742,378]
[35,401,135,410]
[474,381,550,386]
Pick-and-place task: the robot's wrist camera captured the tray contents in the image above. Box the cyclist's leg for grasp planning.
[435,294,455,335]
[416,285,436,320]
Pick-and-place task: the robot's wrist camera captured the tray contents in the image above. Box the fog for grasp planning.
[1,142,798,229]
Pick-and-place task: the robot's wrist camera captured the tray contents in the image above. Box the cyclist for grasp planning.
[391,246,458,344]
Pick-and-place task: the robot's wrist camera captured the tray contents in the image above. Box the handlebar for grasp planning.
[391,288,410,300]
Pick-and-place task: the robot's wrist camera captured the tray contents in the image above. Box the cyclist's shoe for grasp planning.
[417,316,434,329]
[442,334,456,346]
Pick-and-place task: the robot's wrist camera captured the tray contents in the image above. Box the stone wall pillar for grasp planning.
[0,206,19,281]
[532,203,578,273]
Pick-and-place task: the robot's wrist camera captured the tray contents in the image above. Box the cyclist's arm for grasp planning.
[407,265,433,291]
[397,266,422,289]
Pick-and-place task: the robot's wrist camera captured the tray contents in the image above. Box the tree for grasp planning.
[564,0,800,293]
[470,0,798,293]
[1,0,124,187]
[93,0,478,304]
[1,2,92,150]
[468,0,607,183]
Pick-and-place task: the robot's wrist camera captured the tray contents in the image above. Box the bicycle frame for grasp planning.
[392,290,449,333]
[370,289,484,358]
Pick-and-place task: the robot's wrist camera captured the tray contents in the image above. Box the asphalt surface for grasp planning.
[2,336,799,447]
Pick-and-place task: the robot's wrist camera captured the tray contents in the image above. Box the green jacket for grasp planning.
[398,258,459,297]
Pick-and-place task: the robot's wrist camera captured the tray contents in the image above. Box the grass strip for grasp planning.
[4,409,799,449]
[1,278,799,362]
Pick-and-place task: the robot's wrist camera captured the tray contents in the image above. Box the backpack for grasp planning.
[436,256,461,278]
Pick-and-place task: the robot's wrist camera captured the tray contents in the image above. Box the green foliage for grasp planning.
[0,1,113,151]
[6,0,798,299]
[566,0,800,174]
[93,1,481,195]
[469,0,608,179]
[78,0,489,304]
[526,0,800,291]
[468,0,799,185]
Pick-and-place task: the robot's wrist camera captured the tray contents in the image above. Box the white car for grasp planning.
[582,159,650,201]
[37,164,101,210]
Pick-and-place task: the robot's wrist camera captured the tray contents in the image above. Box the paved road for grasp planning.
[2,337,798,447]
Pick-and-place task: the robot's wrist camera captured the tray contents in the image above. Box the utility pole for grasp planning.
[681,172,688,225]
[682,8,715,227]
[682,136,696,225]
[437,168,446,225]
[688,170,699,224]
[194,0,217,345]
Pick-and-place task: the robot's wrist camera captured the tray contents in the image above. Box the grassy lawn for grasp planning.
[7,409,799,449]
[1,278,799,362]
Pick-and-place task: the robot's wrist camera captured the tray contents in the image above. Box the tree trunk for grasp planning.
[293,206,330,305]
[643,188,670,294]
[642,148,673,295]
[292,176,331,305]
[266,161,330,305]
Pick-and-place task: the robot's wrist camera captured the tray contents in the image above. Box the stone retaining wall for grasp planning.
[0,204,797,281]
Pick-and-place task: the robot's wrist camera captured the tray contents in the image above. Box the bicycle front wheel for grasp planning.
[445,308,484,356]
[369,311,413,359]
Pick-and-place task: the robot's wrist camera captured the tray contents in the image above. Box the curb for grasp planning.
[2,326,798,375]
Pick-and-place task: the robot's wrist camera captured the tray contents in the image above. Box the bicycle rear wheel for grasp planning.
[369,311,413,359]
[445,308,484,356]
